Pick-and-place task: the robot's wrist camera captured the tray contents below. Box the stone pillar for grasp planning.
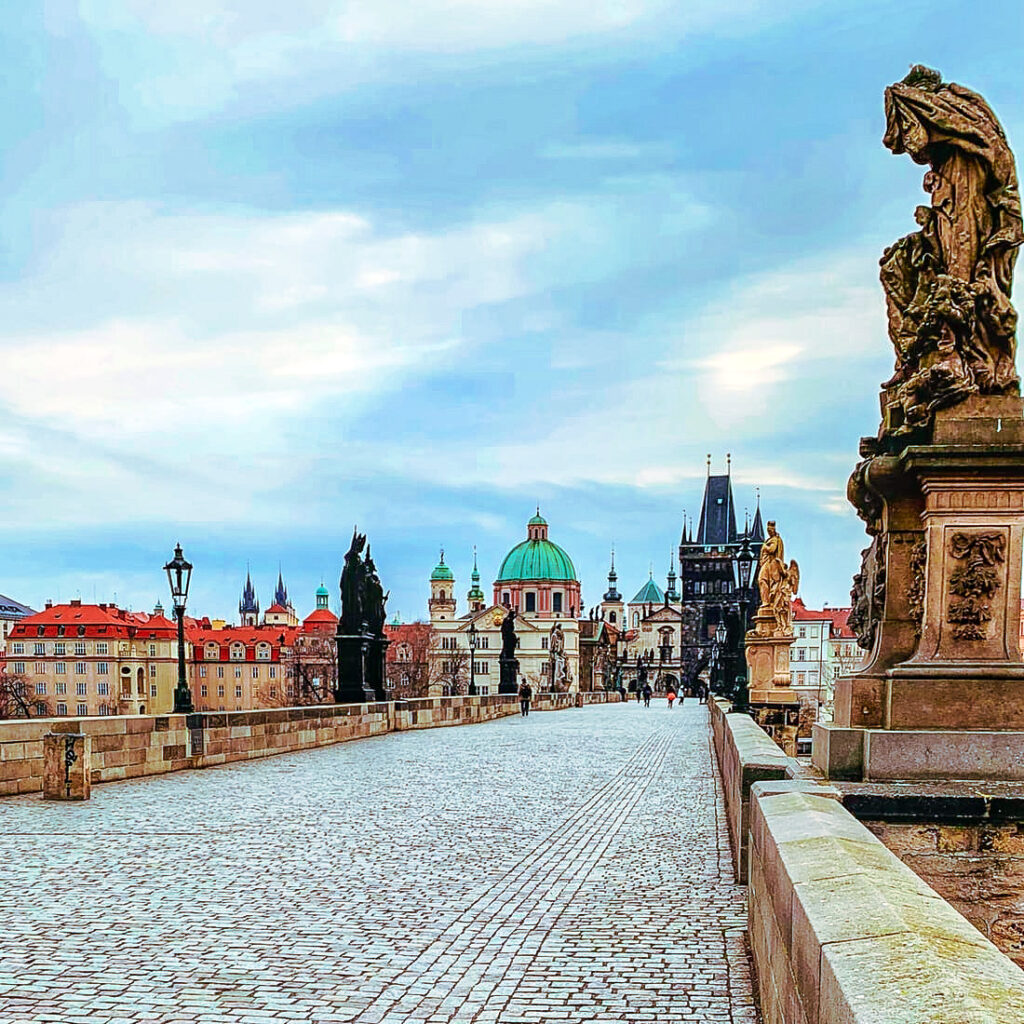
[816,397,1024,780]
[335,633,377,704]
[43,733,91,801]
[745,610,798,704]
[365,635,390,703]
[498,654,519,694]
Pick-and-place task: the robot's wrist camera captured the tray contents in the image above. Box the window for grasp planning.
[199,665,207,678]
[96,642,108,655]
[478,661,489,674]
[441,661,449,674]
[502,591,510,606]
[76,682,87,696]
[34,682,47,695]
[609,611,617,624]
[77,626,85,637]
[55,682,66,696]
[12,662,24,674]
[269,666,276,679]
[150,684,157,697]
[56,703,67,716]
[98,706,109,716]
[478,636,489,650]
[74,642,86,656]
[57,625,65,637]
[230,643,244,660]
[76,703,87,716]
[10,642,23,654]
[541,637,549,650]
[96,662,108,675]
[553,593,563,613]
[217,666,224,678]
[54,642,65,656]
[36,626,44,637]
[149,664,157,678]
[798,627,806,638]
[632,613,640,627]
[35,702,47,716]
[33,642,46,656]
[249,666,258,679]
[55,663,66,675]
[257,644,270,660]
[149,644,156,657]
[235,685,242,698]
[35,662,46,674]
[97,682,109,696]
[269,687,277,698]
[201,684,208,697]
[797,649,805,661]
[796,673,806,686]
[525,592,536,612]
[234,666,242,678]
[217,685,225,697]
[75,662,87,675]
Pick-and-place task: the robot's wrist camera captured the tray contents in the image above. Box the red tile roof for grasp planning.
[791,599,854,637]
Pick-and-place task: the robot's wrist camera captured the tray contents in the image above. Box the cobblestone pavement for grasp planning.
[0,701,759,1024]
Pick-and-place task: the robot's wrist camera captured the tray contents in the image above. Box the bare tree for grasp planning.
[0,673,51,719]
[259,635,337,707]
[431,645,469,696]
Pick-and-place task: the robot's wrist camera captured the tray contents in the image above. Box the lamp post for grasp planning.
[732,532,755,714]
[163,543,194,714]
[467,620,478,696]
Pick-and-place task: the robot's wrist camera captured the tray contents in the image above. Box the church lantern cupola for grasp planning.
[467,547,486,613]
[429,549,457,621]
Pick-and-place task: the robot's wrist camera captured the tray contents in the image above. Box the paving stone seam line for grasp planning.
[350,728,677,1022]
[357,726,678,1023]
[475,727,680,1023]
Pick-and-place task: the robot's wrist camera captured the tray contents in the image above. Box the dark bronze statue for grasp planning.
[339,530,367,635]
[500,609,518,659]
[878,65,1023,441]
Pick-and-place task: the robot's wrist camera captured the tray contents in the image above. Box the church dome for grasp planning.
[497,514,577,582]
[316,583,329,599]
[430,552,454,582]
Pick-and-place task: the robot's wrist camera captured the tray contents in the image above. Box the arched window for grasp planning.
[439,590,446,600]
[230,643,245,661]
[256,643,271,660]
[609,611,617,624]
[632,612,640,628]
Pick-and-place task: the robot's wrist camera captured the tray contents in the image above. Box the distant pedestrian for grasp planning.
[667,689,676,709]
[618,685,627,702]
[699,682,708,704]
[642,683,652,708]
[518,679,533,717]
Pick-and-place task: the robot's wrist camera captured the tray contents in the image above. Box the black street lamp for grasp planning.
[467,620,478,695]
[164,543,194,714]
[732,532,756,713]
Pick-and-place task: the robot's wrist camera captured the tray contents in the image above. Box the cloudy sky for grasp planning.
[1,1,1022,621]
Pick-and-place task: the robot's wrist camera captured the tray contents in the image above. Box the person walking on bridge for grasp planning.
[518,678,533,717]
[642,683,652,708]
[666,688,676,709]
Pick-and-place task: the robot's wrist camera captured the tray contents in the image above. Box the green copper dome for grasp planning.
[528,512,548,526]
[316,583,330,598]
[497,539,577,582]
[431,551,454,582]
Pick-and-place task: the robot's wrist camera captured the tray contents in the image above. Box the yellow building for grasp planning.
[5,600,180,717]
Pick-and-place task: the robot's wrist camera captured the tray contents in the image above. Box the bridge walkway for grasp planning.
[0,700,759,1023]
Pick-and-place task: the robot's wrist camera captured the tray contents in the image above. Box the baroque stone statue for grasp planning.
[755,521,800,635]
[549,623,568,689]
[877,65,1023,442]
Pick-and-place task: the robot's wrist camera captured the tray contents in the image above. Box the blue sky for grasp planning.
[1,1,1022,621]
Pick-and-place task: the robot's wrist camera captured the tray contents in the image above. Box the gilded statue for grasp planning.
[878,65,1023,440]
[756,521,800,635]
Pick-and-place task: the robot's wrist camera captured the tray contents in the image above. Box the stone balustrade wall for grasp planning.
[0,690,618,797]
[709,697,793,882]
[710,703,1024,1021]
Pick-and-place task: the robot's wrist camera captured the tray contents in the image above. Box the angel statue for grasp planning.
[756,520,800,635]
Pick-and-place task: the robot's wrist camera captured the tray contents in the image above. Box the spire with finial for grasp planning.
[604,546,621,602]
[467,544,485,610]
[666,551,679,601]
[750,487,765,543]
[274,565,288,608]
[239,565,259,623]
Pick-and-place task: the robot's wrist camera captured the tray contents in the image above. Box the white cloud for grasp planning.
[72,0,838,120]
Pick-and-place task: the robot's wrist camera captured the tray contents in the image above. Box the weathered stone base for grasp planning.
[43,732,90,800]
[814,722,1024,781]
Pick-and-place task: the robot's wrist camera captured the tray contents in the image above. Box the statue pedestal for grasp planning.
[745,612,798,705]
[817,396,1024,780]
[335,633,378,704]
[498,655,519,694]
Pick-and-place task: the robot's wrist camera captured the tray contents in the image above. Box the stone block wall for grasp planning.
[0,690,618,798]
[749,788,1024,1023]
[710,700,793,882]
[866,820,1024,971]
